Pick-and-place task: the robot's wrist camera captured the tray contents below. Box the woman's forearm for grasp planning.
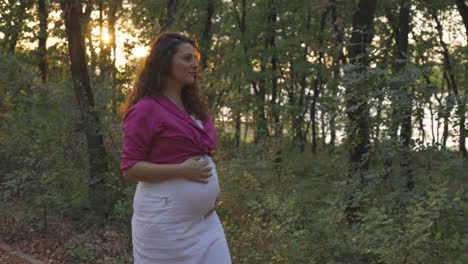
[122,161,183,183]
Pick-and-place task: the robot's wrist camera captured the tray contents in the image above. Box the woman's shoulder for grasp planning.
[123,96,162,122]
[131,96,161,110]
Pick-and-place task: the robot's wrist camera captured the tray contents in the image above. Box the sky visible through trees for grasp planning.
[3,0,464,149]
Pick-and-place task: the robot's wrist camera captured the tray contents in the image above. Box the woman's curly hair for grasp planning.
[119,32,208,120]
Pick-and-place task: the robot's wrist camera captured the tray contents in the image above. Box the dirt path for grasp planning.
[0,242,44,264]
[0,202,132,264]
[0,248,31,264]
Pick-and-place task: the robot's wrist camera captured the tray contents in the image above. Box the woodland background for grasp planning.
[0,0,467,263]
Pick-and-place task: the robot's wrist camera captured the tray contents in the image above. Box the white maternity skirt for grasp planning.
[131,155,232,264]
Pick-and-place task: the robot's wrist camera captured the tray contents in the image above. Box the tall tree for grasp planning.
[344,0,377,225]
[391,0,414,189]
[37,0,48,82]
[329,0,347,153]
[267,0,281,138]
[311,5,330,153]
[108,0,122,68]
[200,0,214,69]
[231,0,269,143]
[163,0,179,31]
[432,9,466,157]
[60,0,109,188]
[454,0,468,35]
[231,0,248,147]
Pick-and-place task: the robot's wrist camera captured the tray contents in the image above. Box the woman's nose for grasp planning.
[191,58,199,69]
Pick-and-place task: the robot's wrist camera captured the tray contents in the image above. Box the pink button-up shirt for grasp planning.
[120,95,218,176]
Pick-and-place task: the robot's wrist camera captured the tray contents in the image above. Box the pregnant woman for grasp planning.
[119,32,231,264]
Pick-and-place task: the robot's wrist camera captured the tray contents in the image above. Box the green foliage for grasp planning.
[210,137,467,264]
[62,248,96,263]
[355,183,466,263]
[0,55,93,226]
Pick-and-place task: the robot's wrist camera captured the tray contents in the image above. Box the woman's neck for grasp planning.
[163,83,186,112]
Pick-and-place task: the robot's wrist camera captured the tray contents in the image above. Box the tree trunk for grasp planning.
[97,1,112,78]
[382,1,413,188]
[433,9,466,157]
[344,0,377,225]
[290,7,312,152]
[434,91,443,146]
[108,1,120,66]
[441,73,454,150]
[396,0,413,189]
[200,0,214,69]
[38,0,48,82]
[311,8,329,153]
[414,34,441,148]
[253,75,269,143]
[321,111,326,148]
[61,0,108,188]
[264,0,282,175]
[253,0,278,144]
[164,0,179,31]
[374,94,383,145]
[232,0,269,144]
[346,0,375,166]
[329,0,346,154]
[107,0,121,89]
[8,0,29,54]
[298,71,308,152]
[234,111,241,147]
[267,3,281,138]
[311,79,319,153]
[289,58,306,152]
[454,0,468,35]
[384,8,401,141]
[416,100,426,144]
[234,85,241,147]
[82,4,95,71]
[429,100,436,146]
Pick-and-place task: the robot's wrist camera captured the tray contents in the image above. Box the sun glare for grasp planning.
[91,26,111,44]
[101,27,111,43]
[132,45,149,58]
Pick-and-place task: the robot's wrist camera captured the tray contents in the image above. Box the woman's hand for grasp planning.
[205,192,221,217]
[180,156,212,183]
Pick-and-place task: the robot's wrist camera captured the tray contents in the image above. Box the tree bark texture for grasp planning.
[329,0,346,153]
[396,0,414,189]
[432,9,467,158]
[200,0,214,69]
[164,0,179,31]
[344,0,377,225]
[38,0,48,82]
[267,0,281,138]
[61,0,108,187]
[454,0,468,36]
[346,0,376,169]
[253,72,269,143]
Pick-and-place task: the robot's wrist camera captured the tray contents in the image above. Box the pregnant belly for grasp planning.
[134,156,220,223]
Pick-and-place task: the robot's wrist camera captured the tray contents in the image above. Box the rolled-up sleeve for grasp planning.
[120,102,158,176]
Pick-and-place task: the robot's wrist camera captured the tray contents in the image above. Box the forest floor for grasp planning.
[0,201,132,264]
[0,247,34,264]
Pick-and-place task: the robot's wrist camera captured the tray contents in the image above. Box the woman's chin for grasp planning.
[183,79,196,86]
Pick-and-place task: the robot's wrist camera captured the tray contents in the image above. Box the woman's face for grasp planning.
[169,42,199,87]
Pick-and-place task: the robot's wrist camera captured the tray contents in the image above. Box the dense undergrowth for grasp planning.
[1,111,466,263]
[214,135,466,264]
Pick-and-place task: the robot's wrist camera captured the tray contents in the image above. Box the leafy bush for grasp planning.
[214,136,466,264]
